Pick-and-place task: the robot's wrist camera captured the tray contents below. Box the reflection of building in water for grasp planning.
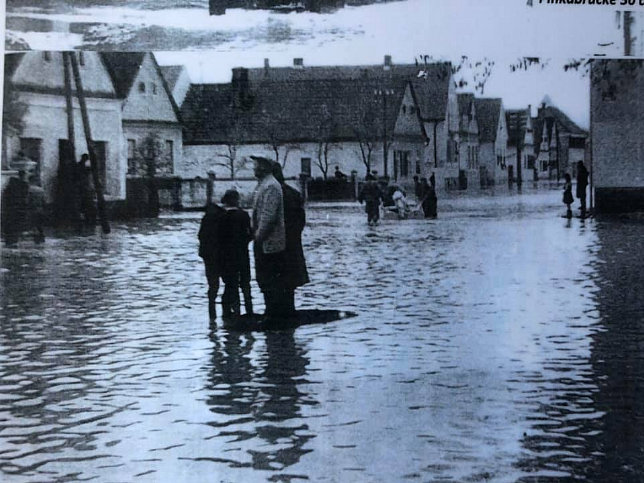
[206,331,315,471]
[591,59,644,213]
[516,221,644,480]
[587,220,644,480]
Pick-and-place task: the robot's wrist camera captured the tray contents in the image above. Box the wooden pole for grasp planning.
[69,51,111,234]
[62,52,79,222]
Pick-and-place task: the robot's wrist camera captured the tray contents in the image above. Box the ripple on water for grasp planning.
[1,198,643,480]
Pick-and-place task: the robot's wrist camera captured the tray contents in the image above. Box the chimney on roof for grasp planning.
[384,55,392,70]
[293,58,304,68]
[232,67,251,108]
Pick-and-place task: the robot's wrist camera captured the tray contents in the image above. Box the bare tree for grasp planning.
[215,121,250,178]
[314,113,338,180]
[263,123,300,170]
[354,104,378,175]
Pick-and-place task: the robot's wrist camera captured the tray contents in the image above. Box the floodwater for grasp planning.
[1,188,643,482]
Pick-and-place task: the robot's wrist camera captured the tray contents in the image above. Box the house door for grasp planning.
[93,141,107,194]
[20,137,42,185]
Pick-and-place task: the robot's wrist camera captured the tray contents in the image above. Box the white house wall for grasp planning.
[12,51,115,96]
[11,92,124,203]
[122,54,178,123]
[181,142,392,180]
[123,123,183,175]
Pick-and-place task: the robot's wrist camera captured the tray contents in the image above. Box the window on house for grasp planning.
[43,52,51,62]
[402,105,407,114]
[127,139,136,174]
[165,140,174,172]
[401,151,410,177]
[79,51,85,66]
[138,82,146,93]
[152,83,158,95]
[93,141,108,194]
[301,158,311,176]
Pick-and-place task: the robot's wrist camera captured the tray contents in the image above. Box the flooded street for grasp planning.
[1,188,643,482]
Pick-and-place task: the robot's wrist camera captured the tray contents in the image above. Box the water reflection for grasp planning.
[205,329,316,474]
[2,192,644,481]
[586,218,644,481]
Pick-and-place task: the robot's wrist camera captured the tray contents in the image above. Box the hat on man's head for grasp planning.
[250,155,273,168]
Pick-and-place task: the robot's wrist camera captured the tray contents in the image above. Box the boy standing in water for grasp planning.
[219,189,254,318]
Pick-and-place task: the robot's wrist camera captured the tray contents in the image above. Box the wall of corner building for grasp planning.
[591,60,644,212]
[6,92,125,203]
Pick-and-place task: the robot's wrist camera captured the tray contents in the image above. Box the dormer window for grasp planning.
[138,82,146,93]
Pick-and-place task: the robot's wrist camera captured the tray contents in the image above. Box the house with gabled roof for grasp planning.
[101,52,183,179]
[2,51,124,203]
[474,98,510,187]
[532,99,587,180]
[453,93,480,189]
[180,57,455,188]
[505,107,535,183]
[160,65,192,108]
[391,73,457,187]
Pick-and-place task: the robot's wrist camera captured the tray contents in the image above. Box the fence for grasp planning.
[305,176,358,201]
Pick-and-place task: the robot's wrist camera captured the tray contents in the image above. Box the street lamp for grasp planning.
[374,88,395,178]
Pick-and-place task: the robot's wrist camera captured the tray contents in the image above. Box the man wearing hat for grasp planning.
[251,156,288,321]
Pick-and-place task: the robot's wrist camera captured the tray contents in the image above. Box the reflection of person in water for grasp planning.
[252,331,315,470]
[205,330,314,471]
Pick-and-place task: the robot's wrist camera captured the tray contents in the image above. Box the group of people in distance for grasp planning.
[358,171,438,225]
[198,156,309,326]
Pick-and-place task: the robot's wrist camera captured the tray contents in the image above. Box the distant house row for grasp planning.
[2,52,588,208]
[179,55,588,191]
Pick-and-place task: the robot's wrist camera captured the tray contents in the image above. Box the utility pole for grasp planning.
[62,52,79,223]
[624,11,633,56]
[69,51,111,234]
[374,88,394,178]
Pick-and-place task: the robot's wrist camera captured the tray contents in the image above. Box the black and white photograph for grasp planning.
[3,0,633,54]
[1,2,644,482]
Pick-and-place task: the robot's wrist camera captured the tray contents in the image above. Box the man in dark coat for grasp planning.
[576,161,589,218]
[77,154,97,226]
[1,169,30,246]
[272,162,309,316]
[358,173,383,225]
[198,200,226,322]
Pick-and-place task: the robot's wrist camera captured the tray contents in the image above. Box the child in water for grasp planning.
[219,189,254,318]
[563,173,574,219]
